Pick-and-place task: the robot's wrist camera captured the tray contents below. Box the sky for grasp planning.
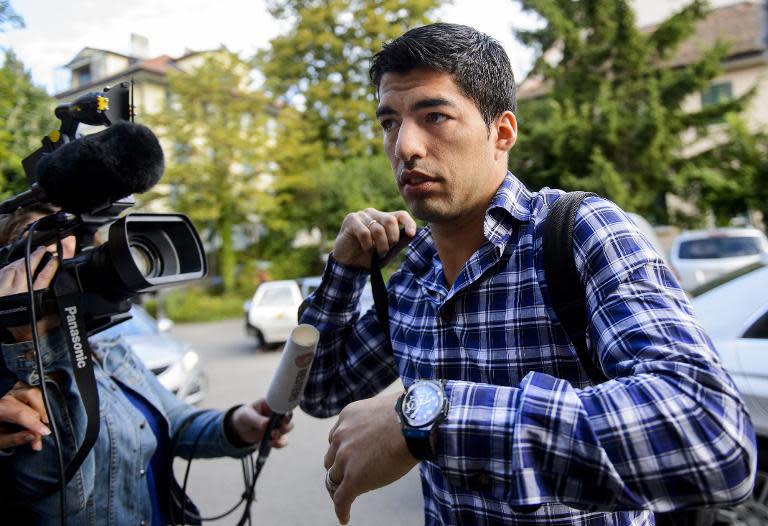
[1,0,744,95]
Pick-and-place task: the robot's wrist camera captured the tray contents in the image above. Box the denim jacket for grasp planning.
[1,328,253,525]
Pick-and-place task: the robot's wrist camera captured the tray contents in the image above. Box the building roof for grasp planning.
[518,1,768,100]
[64,47,135,68]
[55,54,184,99]
[658,1,766,67]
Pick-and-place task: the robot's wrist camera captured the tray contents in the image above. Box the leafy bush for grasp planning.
[148,287,248,323]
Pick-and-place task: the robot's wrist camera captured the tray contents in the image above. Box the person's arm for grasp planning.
[433,197,754,510]
[298,256,399,417]
[0,247,65,452]
[299,209,417,417]
[3,328,95,516]
[121,343,291,459]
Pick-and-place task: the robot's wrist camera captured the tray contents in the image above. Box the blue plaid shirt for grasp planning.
[299,173,755,525]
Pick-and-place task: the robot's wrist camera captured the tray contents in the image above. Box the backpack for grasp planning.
[543,191,718,526]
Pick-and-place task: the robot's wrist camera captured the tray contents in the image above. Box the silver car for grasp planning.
[692,259,768,522]
[92,305,208,405]
[671,227,768,291]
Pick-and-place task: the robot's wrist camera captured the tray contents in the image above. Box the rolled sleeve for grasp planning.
[299,256,398,418]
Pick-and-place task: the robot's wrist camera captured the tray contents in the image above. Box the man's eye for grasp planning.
[380,119,396,131]
[425,113,448,124]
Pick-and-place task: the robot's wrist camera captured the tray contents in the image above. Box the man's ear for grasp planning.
[494,111,517,160]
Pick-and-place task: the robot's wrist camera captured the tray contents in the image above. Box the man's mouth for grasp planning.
[399,170,436,187]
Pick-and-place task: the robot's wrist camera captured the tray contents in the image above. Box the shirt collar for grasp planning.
[402,171,532,281]
[484,171,532,249]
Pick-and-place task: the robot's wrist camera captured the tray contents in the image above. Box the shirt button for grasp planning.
[140,521,146,526]
[477,474,491,487]
[140,421,146,429]
[140,469,146,476]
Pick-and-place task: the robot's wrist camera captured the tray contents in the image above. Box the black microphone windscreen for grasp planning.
[35,122,164,213]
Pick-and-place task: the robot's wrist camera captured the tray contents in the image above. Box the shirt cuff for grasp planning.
[436,380,522,493]
[222,404,252,448]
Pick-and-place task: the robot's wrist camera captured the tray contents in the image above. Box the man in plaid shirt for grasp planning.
[299,23,756,525]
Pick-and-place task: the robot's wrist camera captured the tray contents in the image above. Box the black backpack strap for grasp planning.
[542,191,608,385]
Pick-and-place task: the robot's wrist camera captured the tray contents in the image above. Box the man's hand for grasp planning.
[332,208,417,269]
[0,382,51,451]
[324,392,419,525]
[229,399,294,448]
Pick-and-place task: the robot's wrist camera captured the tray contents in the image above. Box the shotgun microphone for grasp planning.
[0,122,164,214]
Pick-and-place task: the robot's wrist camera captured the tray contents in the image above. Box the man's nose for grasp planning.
[395,121,427,164]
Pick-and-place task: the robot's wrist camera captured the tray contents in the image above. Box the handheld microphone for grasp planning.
[0,122,164,214]
[234,324,319,526]
[265,324,320,415]
[258,324,319,469]
[260,324,319,456]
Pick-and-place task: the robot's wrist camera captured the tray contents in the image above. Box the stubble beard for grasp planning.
[402,193,461,225]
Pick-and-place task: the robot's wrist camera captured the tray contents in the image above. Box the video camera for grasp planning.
[0,82,208,506]
[0,81,207,335]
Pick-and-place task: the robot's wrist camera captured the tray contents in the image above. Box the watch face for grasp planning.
[402,381,444,427]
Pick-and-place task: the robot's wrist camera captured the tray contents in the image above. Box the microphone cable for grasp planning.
[168,411,287,525]
[23,222,67,526]
[168,411,254,525]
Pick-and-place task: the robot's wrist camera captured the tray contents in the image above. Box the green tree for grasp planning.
[260,0,441,161]
[0,50,56,198]
[147,50,272,293]
[258,0,441,268]
[682,115,768,226]
[510,0,747,222]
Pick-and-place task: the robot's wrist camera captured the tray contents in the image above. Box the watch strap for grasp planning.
[395,382,446,461]
[402,427,437,461]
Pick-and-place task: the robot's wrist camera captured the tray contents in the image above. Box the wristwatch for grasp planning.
[394,379,449,461]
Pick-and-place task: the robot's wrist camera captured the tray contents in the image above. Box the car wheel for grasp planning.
[253,329,266,350]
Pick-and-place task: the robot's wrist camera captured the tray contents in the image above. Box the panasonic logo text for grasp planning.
[65,306,88,369]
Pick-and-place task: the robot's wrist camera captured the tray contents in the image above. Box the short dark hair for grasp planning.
[369,23,517,127]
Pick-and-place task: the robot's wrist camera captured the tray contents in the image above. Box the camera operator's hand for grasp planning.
[229,399,294,448]
[0,381,51,451]
[1,243,72,342]
[332,209,417,269]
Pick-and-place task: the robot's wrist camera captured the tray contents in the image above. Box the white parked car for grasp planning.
[244,277,374,349]
[691,259,768,522]
[92,305,208,405]
[244,280,306,349]
[670,227,768,291]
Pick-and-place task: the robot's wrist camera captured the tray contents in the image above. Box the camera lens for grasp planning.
[128,239,162,278]
[86,214,206,298]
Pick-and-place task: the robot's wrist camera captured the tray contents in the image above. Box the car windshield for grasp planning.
[257,287,295,307]
[678,236,763,259]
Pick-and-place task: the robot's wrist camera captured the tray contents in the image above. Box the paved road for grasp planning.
[170,318,424,526]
